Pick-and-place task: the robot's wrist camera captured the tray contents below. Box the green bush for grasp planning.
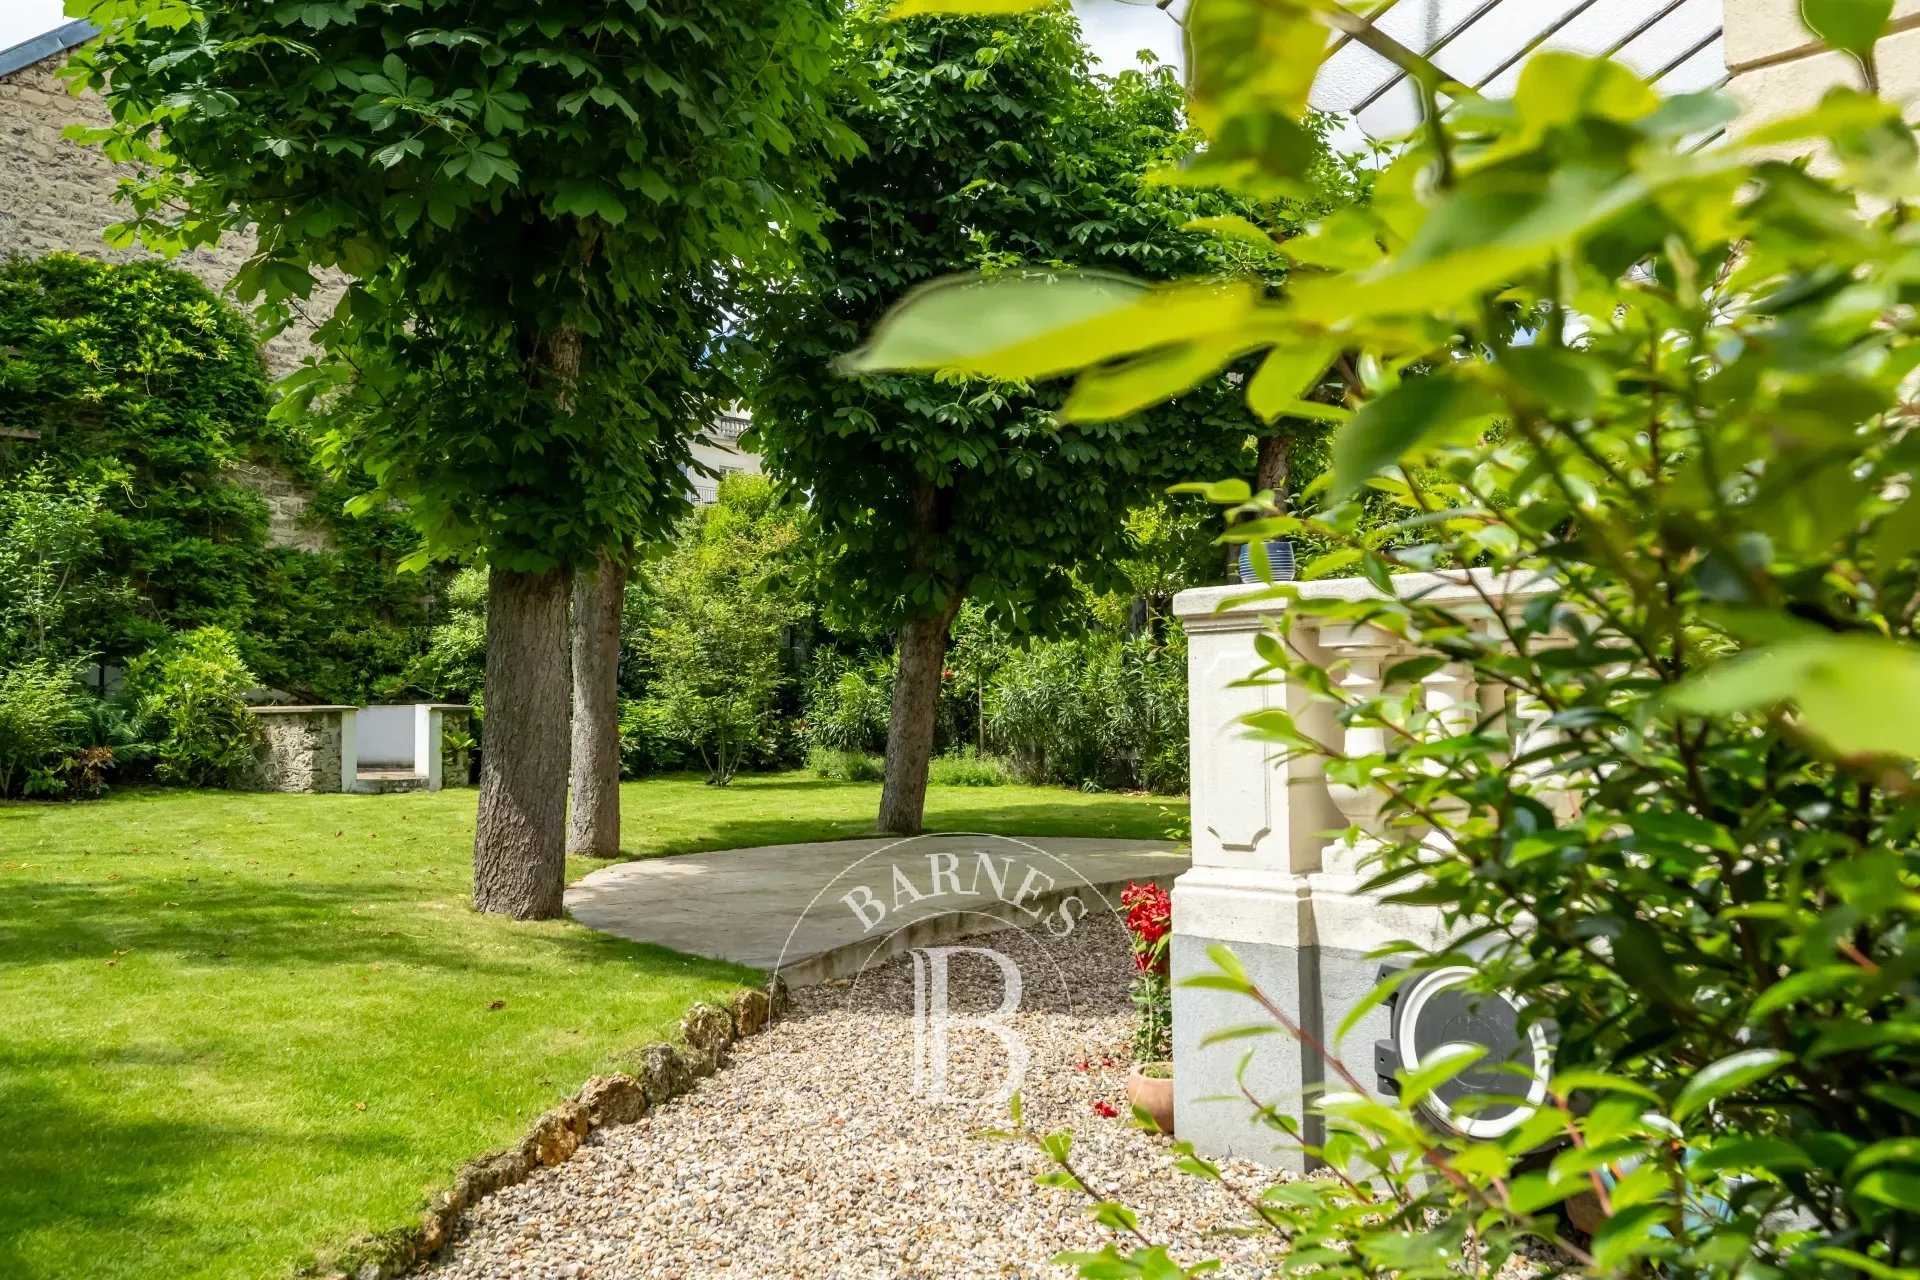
[617,698,687,778]
[641,475,804,786]
[0,660,88,798]
[800,651,892,754]
[0,467,132,668]
[0,254,441,703]
[125,627,262,788]
[926,747,1010,787]
[806,745,884,783]
[984,632,1186,793]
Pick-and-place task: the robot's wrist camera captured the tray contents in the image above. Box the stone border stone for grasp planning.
[320,983,784,1280]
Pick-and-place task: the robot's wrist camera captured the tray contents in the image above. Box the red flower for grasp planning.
[1121,881,1172,947]
[1092,1100,1119,1118]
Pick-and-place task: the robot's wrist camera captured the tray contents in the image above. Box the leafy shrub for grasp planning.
[618,698,687,778]
[125,627,262,788]
[806,745,885,783]
[874,6,1920,1277]
[0,660,88,798]
[0,468,132,668]
[926,747,1010,787]
[403,564,488,708]
[985,633,1186,793]
[800,652,893,754]
[642,475,804,786]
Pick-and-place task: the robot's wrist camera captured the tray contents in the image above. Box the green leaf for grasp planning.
[1500,345,1610,417]
[1332,374,1499,498]
[1747,965,1860,1021]
[1514,52,1658,132]
[1671,1048,1793,1121]
[1548,1070,1661,1104]
[888,0,1051,13]
[1247,342,1339,423]
[1184,0,1328,136]
[1398,1041,1488,1108]
[1200,1022,1282,1048]
[1207,944,1251,989]
[1060,340,1245,423]
[1855,1168,1920,1211]
[1183,214,1285,258]
[1669,636,1920,760]
[1802,0,1895,60]
[843,272,1261,383]
[549,181,627,225]
[1692,1137,1814,1174]
[1813,1246,1920,1280]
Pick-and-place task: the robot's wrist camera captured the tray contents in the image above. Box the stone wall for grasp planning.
[1725,0,1920,123]
[0,55,340,379]
[2,48,345,551]
[250,707,353,794]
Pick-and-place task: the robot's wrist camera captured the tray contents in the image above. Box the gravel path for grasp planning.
[419,916,1288,1279]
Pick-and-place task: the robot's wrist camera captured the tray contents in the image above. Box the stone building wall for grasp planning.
[2,46,344,551]
[0,55,341,379]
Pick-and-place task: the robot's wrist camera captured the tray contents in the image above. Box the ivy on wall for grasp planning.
[0,254,442,702]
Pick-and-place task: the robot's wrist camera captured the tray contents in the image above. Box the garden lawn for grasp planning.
[0,772,1174,1280]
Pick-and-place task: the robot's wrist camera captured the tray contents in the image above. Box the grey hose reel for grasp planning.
[1373,965,1554,1140]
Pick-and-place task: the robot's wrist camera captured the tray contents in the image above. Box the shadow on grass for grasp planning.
[0,1053,411,1277]
[0,873,753,983]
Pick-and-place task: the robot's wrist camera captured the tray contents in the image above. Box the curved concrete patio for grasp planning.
[566,833,1188,986]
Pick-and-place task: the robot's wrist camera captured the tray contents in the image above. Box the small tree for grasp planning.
[0,468,129,669]
[752,4,1278,834]
[641,476,803,786]
[73,0,854,914]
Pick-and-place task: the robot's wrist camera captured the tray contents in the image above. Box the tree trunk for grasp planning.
[1228,432,1296,579]
[568,547,625,858]
[1255,430,1292,508]
[877,597,963,836]
[474,563,572,919]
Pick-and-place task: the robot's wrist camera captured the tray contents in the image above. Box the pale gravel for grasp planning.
[417,916,1290,1280]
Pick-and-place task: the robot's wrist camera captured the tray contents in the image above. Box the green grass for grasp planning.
[0,771,1175,1280]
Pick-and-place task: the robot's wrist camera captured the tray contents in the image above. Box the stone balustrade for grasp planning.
[1170,569,1558,1168]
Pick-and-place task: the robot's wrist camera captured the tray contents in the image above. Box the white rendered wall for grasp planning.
[355,705,416,769]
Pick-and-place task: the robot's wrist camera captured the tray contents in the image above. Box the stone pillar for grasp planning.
[1171,571,1553,1170]
[1724,0,1920,123]
[414,704,443,791]
[1171,583,1335,1168]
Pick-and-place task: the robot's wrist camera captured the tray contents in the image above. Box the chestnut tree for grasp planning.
[750,3,1302,834]
[69,0,855,914]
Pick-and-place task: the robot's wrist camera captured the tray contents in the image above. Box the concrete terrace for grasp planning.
[566,834,1188,985]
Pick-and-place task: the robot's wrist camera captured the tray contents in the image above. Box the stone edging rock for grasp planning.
[321,982,784,1280]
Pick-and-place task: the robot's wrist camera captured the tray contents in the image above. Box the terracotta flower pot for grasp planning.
[1125,1062,1174,1135]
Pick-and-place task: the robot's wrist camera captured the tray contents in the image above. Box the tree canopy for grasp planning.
[70,0,857,570]
[749,4,1275,636]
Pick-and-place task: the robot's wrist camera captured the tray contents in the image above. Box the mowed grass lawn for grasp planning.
[0,772,1174,1280]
